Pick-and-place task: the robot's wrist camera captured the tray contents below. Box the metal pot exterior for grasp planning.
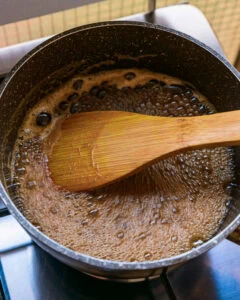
[0,22,239,280]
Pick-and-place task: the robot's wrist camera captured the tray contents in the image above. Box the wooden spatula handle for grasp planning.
[181,110,240,149]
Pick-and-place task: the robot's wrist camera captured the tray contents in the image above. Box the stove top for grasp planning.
[0,4,239,300]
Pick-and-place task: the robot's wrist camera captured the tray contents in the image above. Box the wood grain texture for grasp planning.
[48,110,240,191]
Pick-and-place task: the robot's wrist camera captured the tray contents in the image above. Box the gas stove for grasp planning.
[0,4,239,300]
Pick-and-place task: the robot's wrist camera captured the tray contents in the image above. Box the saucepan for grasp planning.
[0,22,239,281]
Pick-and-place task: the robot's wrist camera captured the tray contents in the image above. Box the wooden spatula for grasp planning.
[48,110,240,191]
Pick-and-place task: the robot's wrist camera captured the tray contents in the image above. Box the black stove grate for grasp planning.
[0,281,5,300]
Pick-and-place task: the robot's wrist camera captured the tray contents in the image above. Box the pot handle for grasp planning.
[227,227,240,245]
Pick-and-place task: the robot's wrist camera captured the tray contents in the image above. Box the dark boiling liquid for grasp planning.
[10,69,233,262]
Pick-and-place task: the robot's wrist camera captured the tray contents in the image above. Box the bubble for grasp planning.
[50,207,57,214]
[81,220,88,226]
[97,89,106,99]
[72,79,83,90]
[117,231,124,239]
[150,219,156,225]
[173,94,181,101]
[124,72,136,80]
[89,209,99,216]
[36,112,51,126]
[226,200,231,207]
[16,167,26,175]
[148,79,159,85]
[27,181,37,189]
[139,233,146,240]
[59,101,68,111]
[24,128,32,134]
[130,258,137,262]
[146,101,152,108]
[70,102,80,114]
[8,182,21,189]
[192,240,203,247]
[64,192,73,199]
[22,159,30,165]
[67,93,78,101]
[185,89,193,98]
[144,252,152,259]
[15,153,21,159]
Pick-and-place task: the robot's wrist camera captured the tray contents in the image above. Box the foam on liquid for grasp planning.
[10,69,233,262]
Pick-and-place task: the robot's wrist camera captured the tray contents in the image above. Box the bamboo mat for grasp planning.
[0,0,239,64]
